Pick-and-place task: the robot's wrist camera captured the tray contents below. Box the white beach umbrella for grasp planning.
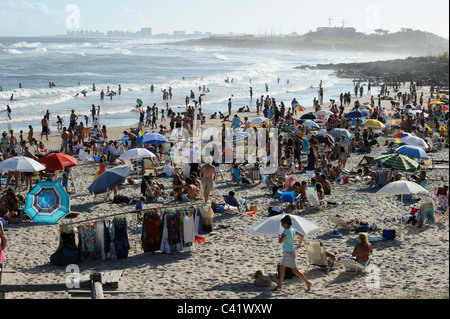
[400,136,429,149]
[250,117,270,127]
[0,156,46,173]
[249,213,321,237]
[314,110,334,117]
[376,180,429,203]
[119,148,156,160]
[376,180,429,196]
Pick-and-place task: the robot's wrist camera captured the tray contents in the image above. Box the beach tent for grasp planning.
[24,181,70,224]
[375,153,420,172]
[249,213,320,237]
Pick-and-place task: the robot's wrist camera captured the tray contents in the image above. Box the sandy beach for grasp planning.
[1,85,448,301]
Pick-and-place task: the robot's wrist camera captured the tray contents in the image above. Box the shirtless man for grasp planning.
[180,177,199,202]
[199,157,218,203]
[61,127,69,153]
[69,110,78,129]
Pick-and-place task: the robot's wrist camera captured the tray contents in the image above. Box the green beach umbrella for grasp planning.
[375,153,421,172]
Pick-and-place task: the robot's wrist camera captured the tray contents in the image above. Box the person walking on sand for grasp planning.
[273,215,312,292]
[199,157,217,203]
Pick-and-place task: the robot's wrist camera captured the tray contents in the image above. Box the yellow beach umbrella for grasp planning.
[362,119,386,129]
[429,101,445,105]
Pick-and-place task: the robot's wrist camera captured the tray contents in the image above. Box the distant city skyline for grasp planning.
[0,0,448,38]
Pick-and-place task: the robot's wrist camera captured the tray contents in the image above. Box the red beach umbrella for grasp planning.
[38,152,78,172]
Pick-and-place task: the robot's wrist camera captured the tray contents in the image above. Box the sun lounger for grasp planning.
[436,208,449,224]
[306,241,334,274]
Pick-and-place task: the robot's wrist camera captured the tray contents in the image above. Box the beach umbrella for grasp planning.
[401,104,414,109]
[328,128,352,139]
[292,103,305,112]
[375,153,421,172]
[0,156,45,173]
[38,152,77,172]
[88,165,131,195]
[249,213,321,237]
[429,101,445,105]
[361,119,385,129]
[395,145,430,160]
[137,131,168,145]
[119,148,156,160]
[24,181,70,224]
[443,105,449,112]
[301,120,320,129]
[250,117,270,127]
[376,180,429,202]
[300,113,316,120]
[314,110,333,117]
[399,135,429,149]
[347,110,369,119]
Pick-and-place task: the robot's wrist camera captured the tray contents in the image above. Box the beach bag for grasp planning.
[249,204,258,212]
[382,229,396,240]
[268,207,281,216]
[113,194,130,204]
[343,176,350,184]
[277,263,293,279]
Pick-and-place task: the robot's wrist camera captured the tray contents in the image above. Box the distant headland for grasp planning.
[171,27,449,55]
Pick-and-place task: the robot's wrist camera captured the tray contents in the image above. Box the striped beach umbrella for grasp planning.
[292,103,305,112]
[375,153,421,172]
[24,181,70,224]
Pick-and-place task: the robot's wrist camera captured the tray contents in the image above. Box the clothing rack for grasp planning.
[59,203,205,229]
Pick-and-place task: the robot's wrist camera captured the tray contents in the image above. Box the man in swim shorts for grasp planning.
[200,157,218,203]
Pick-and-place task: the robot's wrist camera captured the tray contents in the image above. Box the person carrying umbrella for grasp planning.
[273,215,312,292]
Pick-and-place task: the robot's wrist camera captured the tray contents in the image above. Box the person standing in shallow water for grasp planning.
[273,215,312,292]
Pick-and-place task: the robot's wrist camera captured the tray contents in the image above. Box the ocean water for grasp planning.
[0,36,409,133]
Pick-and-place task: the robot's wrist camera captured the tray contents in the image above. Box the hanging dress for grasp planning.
[142,212,162,253]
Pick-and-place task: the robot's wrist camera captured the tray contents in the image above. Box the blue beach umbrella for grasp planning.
[328,128,352,139]
[138,131,168,145]
[88,165,131,195]
[347,110,369,119]
[301,120,320,129]
[395,145,430,160]
[24,181,70,224]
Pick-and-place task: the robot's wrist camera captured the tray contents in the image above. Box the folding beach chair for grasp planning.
[306,241,334,274]
[261,174,273,193]
[358,156,377,168]
[338,257,372,273]
[436,208,449,224]
[375,169,392,189]
[306,187,321,208]
[280,191,298,210]
[328,216,352,231]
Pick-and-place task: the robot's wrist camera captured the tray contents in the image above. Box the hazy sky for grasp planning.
[0,0,449,38]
